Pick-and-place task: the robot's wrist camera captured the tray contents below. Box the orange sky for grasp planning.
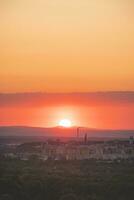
[0,92,134,129]
[0,0,134,92]
[0,1,134,129]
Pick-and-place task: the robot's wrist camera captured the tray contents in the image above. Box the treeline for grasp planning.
[0,159,134,200]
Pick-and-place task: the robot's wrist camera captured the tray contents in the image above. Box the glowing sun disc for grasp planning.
[59,119,72,127]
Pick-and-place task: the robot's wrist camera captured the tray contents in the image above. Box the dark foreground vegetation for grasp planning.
[0,159,134,200]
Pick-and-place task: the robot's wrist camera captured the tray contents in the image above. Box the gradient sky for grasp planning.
[0,0,134,92]
[0,1,134,129]
[0,92,134,129]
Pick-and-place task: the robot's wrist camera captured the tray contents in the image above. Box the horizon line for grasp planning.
[0,125,134,131]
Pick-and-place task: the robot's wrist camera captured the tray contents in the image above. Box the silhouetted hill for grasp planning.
[0,126,134,138]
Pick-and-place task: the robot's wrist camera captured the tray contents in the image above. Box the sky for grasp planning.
[0,92,134,129]
[0,0,134,92]
[0,1,134,129]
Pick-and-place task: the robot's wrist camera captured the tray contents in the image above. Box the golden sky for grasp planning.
[0,0,134,92]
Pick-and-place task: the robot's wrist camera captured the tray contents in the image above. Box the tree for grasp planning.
[0,194,12,200]
[59,193,78,200]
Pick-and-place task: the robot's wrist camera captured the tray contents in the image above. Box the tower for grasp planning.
[129,136,134,145]
[77,127,80,139]
[84,133,88,145]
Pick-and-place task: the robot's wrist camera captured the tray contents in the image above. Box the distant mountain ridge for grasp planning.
[0,126,134,138]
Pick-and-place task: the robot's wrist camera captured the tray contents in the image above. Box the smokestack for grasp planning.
[84,133,88,145]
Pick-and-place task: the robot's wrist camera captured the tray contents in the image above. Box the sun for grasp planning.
[59,119,72,128]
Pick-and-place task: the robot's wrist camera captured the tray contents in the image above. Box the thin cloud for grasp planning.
[0,92,134,107]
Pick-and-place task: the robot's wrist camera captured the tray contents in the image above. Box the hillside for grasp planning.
[0,126,134,138]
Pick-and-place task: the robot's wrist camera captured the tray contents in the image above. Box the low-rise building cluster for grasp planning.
[1,138,134,161]
[41,142,134,161]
